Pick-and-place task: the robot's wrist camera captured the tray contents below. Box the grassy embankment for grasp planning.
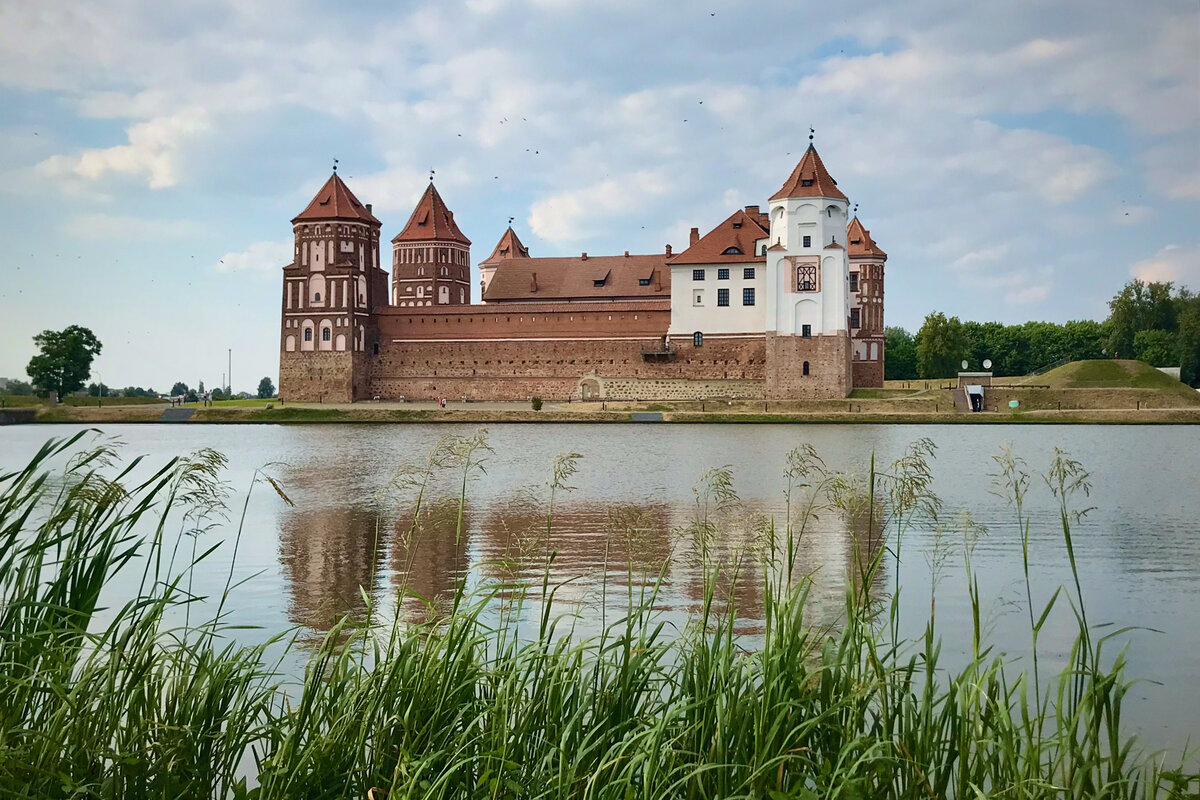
[1,430,1195,797]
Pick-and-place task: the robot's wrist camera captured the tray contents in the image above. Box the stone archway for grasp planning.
[579,378,602,400]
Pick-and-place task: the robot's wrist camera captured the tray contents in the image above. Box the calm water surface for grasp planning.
[2,423,1198,755]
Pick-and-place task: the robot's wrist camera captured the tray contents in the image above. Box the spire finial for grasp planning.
[508,216,514,226]
[332,157,338,173]
[429,168,436,182]
[809,126,814,143]
[853,203,859,216]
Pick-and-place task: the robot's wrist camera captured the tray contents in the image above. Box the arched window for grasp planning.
[693,331,703,347]
[441,267,448,276]
[322,327,331,342]
[303,328,312,342]
[802,361,810,376]
[722,247,743,255]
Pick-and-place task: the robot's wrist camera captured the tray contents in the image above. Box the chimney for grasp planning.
[744,205,758,216]
[530,272,538,292]
[624,250,629,257]
[581,252,588,260]
[366,203,373,215]
[665,244,672,256]
[689,227,700,246]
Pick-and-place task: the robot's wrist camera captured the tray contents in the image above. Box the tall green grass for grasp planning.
[0,430,1195,798]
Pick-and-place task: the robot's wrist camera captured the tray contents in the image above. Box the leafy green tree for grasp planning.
[916,312,969,378]
[26,326,102,401]
[87,382,111,397]
[211,387,225,401]
[1132,330,1176,367]
[1,378,34,395]
[170,382,189,397]
[184,389,199,403]
[883,327,918,380]
[257,377,276,399]
[1175,291,1200,386]
[1106,280,1177,358]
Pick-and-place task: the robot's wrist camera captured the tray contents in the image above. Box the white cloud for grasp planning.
[1131,244,1200,286]
[66,213,199,239]
[37,109,210,189]
[216,240,292,275]
[529,170,670,243]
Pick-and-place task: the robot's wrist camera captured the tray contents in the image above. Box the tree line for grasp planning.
[885,280,1200,386]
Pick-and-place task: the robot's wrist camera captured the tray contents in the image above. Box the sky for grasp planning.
[0,0,1197,393]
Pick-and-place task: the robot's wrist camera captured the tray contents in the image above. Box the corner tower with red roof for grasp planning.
[763,143,854,398]
[847,215,887,387]
[279,171,384,402]
[391,182,472,307]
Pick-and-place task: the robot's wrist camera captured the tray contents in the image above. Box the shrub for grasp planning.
[531,396,543,411]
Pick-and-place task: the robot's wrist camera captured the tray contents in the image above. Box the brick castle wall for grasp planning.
[852,358,884,388]
[765,333,852,399]
[280,351,366,403]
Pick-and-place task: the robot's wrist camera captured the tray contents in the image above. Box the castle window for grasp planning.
[801,179,813,187]
[743,267,755,280]
[638,278,651,286]
[717,288,730,307]
[441,267,448,276]
[314,292,321,302]
[322,328,330,341]
[849,272,859,292]
[803,361,810,375]
[693,290,703,306]
[850,307,860,329]
[803,235,812,248]
[304,329,312,342]
[717,268,729,279]
[802,324,812,338]
[742,288,755,306]
[693,331,703,347]
[797,264,817,291]
[692,269,705,281]
[721,248,742,256]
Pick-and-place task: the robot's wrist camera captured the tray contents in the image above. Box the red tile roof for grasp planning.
[669,207,769,265]
[292,173,381,224]
[483,253,670,302]
[481,226,530,264]
[847,216,887,258]
[770,145,847,202]
[392,182,471,245]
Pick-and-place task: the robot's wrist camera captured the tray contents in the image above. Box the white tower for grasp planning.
[765,142,851,337]
[763,140,854,398]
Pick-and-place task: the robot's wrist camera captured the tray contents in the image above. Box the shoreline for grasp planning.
[7,403,1200,425]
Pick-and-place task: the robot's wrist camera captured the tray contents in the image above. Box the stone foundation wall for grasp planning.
[852,358,884,389]
[590,376,765,400]
[765,333,852,399]
[280,351,364,403]
[366,335,766,401]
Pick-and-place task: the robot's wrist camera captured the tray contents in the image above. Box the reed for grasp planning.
[0,431,1194,799]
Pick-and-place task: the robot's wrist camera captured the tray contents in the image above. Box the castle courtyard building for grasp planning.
[279,146,888,403]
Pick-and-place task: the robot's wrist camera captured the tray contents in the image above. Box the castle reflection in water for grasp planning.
[277,460,886,638]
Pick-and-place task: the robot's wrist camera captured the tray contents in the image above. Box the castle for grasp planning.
[278,144,887,403]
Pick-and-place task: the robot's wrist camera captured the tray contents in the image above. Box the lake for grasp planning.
[2,422,1198,757]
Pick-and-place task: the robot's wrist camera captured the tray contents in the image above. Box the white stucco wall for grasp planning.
[668,262,766,336]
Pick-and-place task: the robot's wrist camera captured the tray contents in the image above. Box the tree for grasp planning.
[1175,290,1200,386]
[198,380,205,395]
[257,377,276,399]
[1106,280,1177,358]
[170,382,189,397]
[915,312,969,378]
[184,389,199,403]
[883,327,918,380]
[1133,330,1176,367]
[211,387,225,401]
[26,326,102,401]
[1,378,34,396]
[87,382,110,397]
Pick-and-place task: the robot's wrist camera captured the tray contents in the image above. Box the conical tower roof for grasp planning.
[392,182,471,245]
[482,226,531,263]
[292,173,380,224]
[847,216,887,258]
[770,144,847,201]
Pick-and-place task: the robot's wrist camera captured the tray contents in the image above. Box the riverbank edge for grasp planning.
[14,406,1200,425]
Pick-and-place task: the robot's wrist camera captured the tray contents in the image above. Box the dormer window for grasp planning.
[638,278,651,286]
[801,179,814,187]
[593,278,606,287]
[722,247,743,255]
[732,221,742,228]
